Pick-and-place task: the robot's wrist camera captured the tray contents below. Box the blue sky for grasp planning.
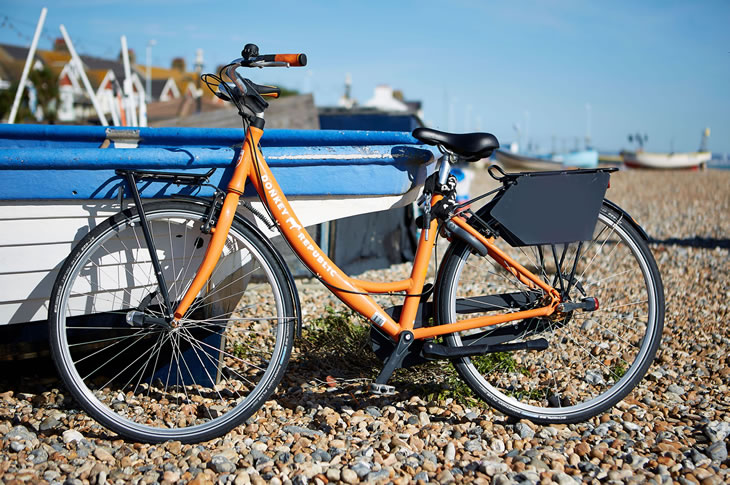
[1,0,728,153]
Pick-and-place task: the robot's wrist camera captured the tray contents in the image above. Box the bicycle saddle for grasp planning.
[412,127,499,161]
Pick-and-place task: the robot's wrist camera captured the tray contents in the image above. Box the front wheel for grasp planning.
[49,201,296,443]
[435,201,664,423]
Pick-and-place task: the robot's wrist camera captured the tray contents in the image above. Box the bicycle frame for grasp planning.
[172,126,561,340]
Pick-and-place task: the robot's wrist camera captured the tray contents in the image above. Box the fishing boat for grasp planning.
[622,128,712,170]
[495,148,598,171]
[621,150,711,170]
[0,125,435,326]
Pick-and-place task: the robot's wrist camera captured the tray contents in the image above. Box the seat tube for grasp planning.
[399,194,442,330]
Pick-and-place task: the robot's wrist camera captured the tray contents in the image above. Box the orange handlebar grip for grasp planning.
[275,53,307,66]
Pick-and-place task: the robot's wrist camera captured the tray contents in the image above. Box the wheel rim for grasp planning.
[445,209,660,417]
[53,207,290,439]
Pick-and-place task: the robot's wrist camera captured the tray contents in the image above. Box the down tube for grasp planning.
[247,154,401,337]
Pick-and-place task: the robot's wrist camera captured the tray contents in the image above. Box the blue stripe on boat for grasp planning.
[0,126,435,200]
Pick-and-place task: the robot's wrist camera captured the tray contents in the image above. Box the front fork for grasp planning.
[172,126,264,322]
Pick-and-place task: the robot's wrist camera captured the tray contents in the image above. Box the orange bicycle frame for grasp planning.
[173,127,560,339]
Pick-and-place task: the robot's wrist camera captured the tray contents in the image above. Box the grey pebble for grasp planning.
[414,471,429,482]
[422,450,437,463]
[311,448,331,462]
[5,425,36,442]
[706,441,728,463]
[30,448,48,464]
[704,421,730,442]
[275,451,291,463]
[210,455,237,474]
[351,461,371,478]
[365,406,382,417]
[282,425,323,437]
[39,416,61,432]
[492,475,512,485]
[464,439,482,452]
[666,383,685,395]
[515,422,535,439]
[690,447,711,466]
[530,457,550,470]
[367,469,390,482]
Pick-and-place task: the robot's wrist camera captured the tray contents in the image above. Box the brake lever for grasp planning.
[248,61,290,68]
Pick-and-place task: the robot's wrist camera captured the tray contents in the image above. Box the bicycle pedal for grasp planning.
[369,383,395,396]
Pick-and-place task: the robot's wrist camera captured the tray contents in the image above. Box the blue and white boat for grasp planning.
[0,124,436,326]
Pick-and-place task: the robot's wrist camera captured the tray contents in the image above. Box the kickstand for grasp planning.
[370,331,414,395]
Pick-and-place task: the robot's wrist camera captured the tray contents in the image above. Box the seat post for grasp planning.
[437,148,456,185]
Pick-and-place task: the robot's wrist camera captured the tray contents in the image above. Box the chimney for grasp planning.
[53,37,68,52]
[171,57,186,72]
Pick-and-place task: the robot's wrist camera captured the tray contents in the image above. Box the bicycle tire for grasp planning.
[49,200,296,442]
[435,201,664,423]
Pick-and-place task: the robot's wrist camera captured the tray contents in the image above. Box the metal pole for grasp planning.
[146,39,156,102]
[59,24,109,126]
[8,7,47,124]
[120,35,138,127]
[195,48,203,113]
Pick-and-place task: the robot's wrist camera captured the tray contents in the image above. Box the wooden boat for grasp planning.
[621,150,711,170]
[0,125,435,326]
[495,149,598,171]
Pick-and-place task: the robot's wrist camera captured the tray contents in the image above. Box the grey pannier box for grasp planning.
[487,168,613,247]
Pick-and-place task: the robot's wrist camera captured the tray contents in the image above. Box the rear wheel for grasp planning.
[49,201,296,442]
[435,202,664,423]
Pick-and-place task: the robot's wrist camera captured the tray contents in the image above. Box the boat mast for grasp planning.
[8,8,47,124]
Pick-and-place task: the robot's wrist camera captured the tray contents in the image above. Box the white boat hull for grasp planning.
[494,150,562,171]
[495,149,598,171]
[0,190,419,326]
[622,151,711,169]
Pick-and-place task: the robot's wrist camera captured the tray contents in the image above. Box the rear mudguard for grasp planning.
[602,199,650,241]
[172,196,303,337]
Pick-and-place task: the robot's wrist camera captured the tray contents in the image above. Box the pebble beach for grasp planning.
[0,169,728,485]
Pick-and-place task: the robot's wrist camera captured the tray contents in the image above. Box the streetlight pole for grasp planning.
[146,39,156,102]
[195,48,203,113]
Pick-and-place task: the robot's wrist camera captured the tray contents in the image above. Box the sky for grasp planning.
[1,0,728,153]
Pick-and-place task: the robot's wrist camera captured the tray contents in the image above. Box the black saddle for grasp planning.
[412,127,499,162]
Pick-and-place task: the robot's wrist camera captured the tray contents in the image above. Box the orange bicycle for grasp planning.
[48,44,664,443]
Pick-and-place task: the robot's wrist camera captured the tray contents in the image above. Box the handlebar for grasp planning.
[228,53,307,69]
[237,43,307,67]
[209,44,307,113]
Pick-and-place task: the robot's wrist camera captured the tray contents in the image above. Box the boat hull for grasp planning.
[494,150,562,171]
[622,151,711,170]
[495,149,598,171]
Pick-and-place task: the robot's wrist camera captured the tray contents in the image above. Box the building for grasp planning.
[0,41,214,125]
